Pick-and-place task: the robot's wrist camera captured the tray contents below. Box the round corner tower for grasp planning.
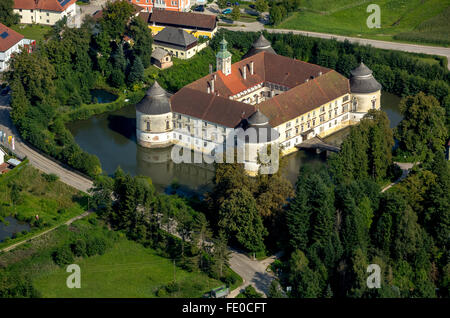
[350,62,382,113]
[136,81,173,148]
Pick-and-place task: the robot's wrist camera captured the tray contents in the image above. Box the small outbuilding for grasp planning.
[153,26,199,59]
[151,47,173,69]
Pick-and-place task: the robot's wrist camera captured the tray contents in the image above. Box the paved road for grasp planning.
[381,162,415,192]
[0,96,93,193]
[227,249,280,297]
[219,22,450,70]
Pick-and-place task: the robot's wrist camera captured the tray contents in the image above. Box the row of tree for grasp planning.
[4,0,153,177]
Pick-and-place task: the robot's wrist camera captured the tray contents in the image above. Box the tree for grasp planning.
[218,188,267,252]
[395,92,448,163]
[255,0,268,13]
[127,56,145,85]
[129,16,153,68]
[269,5,283,25]
[231,5,241,21]
[211,231,230,278]
[0,0,19,26]
[100,0,134,41]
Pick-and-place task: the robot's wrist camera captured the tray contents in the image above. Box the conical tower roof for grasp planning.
[247,109,269,126]
[242,34,276,59]
[349,62,382,94]
[136,81,171,115]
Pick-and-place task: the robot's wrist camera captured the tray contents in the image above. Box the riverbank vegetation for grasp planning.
[0,216,229,297]
[3,0,152,178]
[0,163,88,250]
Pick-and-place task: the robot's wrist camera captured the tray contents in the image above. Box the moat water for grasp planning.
[0,216,31,242]
[67,92,403,193]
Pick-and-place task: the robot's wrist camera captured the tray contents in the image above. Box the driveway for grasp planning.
[228,249,280,297]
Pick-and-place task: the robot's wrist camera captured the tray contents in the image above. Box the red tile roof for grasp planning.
[259,70,350,127]
[0,23,24,52]
[14,0,76,12]
[171,51,350,128]
[148,10,217,31]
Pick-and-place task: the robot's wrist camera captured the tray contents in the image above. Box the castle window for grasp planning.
[334,108,338,116]
[343,95,349,102]
[146,121,150,131]
[329,110,332,119]
[295,127,299,134]
[320,106,325,112]
[286,122,291,128]
[372,99,376,109]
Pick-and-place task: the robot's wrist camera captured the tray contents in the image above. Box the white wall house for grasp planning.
[14,0,77,25]
[0,23,30,72]
[0,148,6,165]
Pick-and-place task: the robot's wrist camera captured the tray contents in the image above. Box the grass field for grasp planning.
[33,239,226,298]
[0,163,87,249]
[276,0,450,46]
[10,24,51,42]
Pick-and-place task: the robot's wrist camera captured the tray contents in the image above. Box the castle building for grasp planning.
[136,34,382,173]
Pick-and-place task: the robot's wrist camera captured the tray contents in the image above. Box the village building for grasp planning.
[0,23,35,72]
[139,9,217,39]
[152,26,206,59]
[128,0,191,13]
[151,47,173,69]
[13,0,77,25]
[136,35,382,174]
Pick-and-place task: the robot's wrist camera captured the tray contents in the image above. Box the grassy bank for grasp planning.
[0,163,87,250]
[275,0,450,46]
[33,239,224,297]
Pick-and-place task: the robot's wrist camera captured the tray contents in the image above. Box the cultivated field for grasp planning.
[276,0,450,46]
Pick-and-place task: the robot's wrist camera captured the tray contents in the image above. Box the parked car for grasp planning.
[226,2,231,6]
[249,4,255,9]
[194,5,204,11]
[222,8,232,14]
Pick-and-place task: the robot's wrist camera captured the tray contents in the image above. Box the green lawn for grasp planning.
[33,239,224,298]
[10,24,51,42]
[275,0,450,46]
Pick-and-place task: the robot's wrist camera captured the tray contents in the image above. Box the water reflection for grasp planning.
[0,216,30,242]
[67,92,402,193]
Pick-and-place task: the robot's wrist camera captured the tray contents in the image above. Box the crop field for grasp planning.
[276,0,450,46]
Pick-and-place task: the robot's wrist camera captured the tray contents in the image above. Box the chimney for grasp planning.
[207,86,211,94]
[209,64,212,74]
[211,79,214,93]
[305,78,309,82]
[242,66,246,80]
[250,62,254,75]
[214,74,216,80]
[318,71,322,76]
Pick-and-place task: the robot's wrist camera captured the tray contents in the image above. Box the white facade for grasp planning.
[14,3,76,25]
[0,38,26,72]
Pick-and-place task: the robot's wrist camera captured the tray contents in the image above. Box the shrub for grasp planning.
[86,237,108,256]
[52,245,74,266]
[71,239,87,257]
[165,281,180,294]
[42,173,59,183]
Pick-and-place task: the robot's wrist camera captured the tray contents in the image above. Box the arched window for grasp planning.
[371,99,376,109]
[166,121,170,130]
[146,121,150,131]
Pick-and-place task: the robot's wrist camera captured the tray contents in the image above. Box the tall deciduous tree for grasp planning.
[395,92,448,163]
[218,188,267,252]
[0,0,19,26]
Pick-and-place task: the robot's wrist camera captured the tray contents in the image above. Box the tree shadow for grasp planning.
[252,271,275,296]
[106,114,136,142]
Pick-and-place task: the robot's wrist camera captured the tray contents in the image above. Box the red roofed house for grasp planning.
[135,35,382,174]
[0,23,35,72]
[13,0,77,25]
[128,0,190,13]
